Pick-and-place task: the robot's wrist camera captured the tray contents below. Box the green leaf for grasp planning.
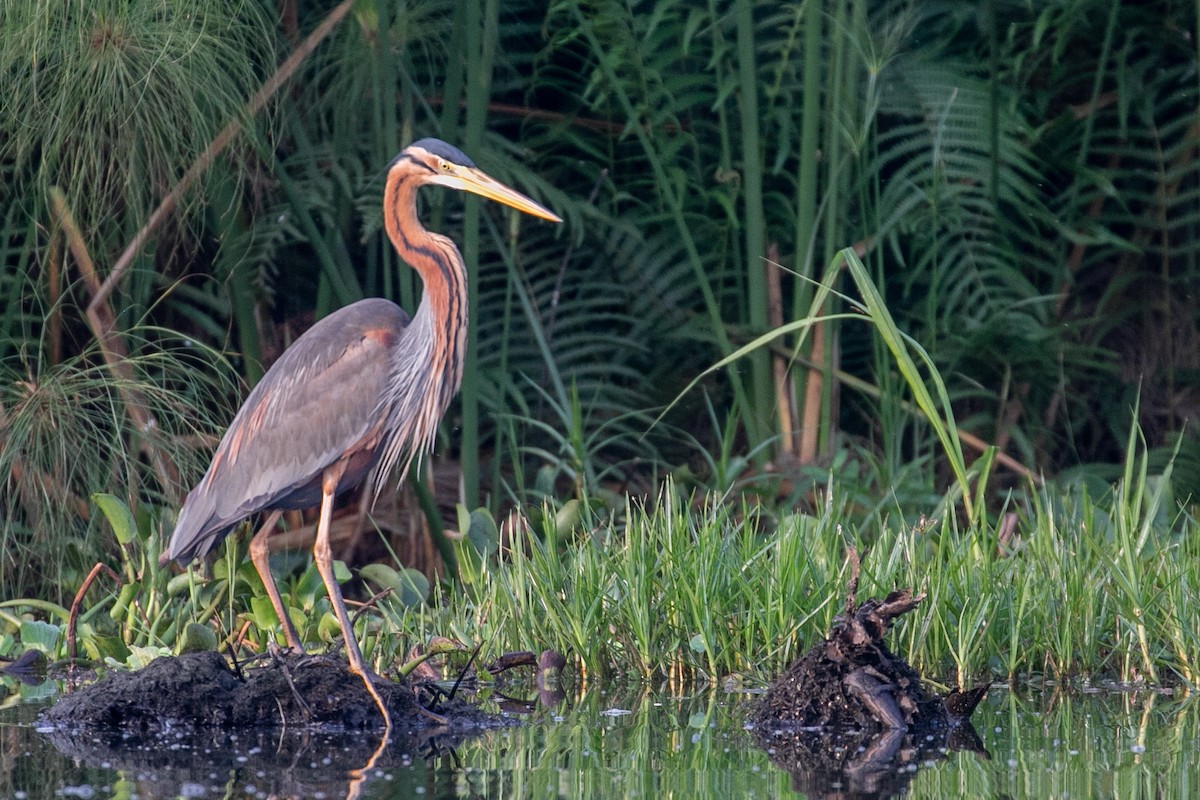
[554,500,583,537]
[91,493,137,545]
[317,612,342,643]
[82,634,129,664]
[123,645,172,670]
[456,504,473,540]
[177,622,218,654]
[19,620,61,655]
[360,563,430,607]
[250,595,281,632]
[166,572,195,597]
[359,562,402,590]
[466,507,499,556]
[293,560,326,608]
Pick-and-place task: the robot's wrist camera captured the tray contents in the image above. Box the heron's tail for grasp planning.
[158,487,234,568]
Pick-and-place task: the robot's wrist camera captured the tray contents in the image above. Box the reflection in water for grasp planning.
[753,719,989,798]
[3,680,1199,799]
[43,725,451,799]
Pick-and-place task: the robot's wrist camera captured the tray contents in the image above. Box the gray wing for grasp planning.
[162,298,409,564]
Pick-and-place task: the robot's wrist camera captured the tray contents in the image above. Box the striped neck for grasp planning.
[373,164,469,492]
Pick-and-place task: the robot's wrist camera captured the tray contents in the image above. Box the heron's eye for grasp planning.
[440,160,452,171]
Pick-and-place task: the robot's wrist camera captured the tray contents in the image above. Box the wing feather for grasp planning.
[162,298,409,564]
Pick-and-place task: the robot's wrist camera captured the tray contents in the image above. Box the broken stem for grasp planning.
[66,562,122,661]
[50,189,181,496]
[98,0,357,313]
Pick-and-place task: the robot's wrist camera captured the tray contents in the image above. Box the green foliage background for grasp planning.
[2,0,1199,605]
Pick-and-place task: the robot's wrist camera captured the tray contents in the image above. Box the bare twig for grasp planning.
[445,639,486,704]
[66,562,121,661]
[485,650,537,675]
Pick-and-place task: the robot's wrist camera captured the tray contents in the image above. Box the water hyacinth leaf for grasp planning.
[534,464,557,498]
[397,569,430,606]
[83,633,130,664]
[293,562,327,609]
[15,679,58,703]
[467,507,499,556]
[133,504,157,544]
[452,507,486,586]
[250,595,279,633]
[19,620,61,654]
[109,583,138,622]
[116,645,171,670]
[318,612,342,643]
[166,573,194,597]
[359,562,405,592]
[555,499,583,537]
[92,493,138,546]
[456,504,473,543]
[178,622,218,654]
[360,563,430,607]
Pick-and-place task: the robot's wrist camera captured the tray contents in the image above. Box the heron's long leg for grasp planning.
[313,463,393,735]
[248,510,304,651]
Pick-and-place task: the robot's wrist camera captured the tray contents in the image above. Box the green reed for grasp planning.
[6,430,1197,692]
[405,442,1199,688]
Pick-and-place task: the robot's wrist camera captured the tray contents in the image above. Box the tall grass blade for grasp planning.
[839,248,975,522]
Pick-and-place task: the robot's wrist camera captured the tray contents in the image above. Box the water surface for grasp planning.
[2,680,1196,798]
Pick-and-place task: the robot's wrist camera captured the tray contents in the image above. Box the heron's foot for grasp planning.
[345,664,394,734]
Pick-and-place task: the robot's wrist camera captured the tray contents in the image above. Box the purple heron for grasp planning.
[159,138,561,731]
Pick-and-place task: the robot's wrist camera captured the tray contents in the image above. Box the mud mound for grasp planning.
[753,589,959,730]
[40,650,493,733]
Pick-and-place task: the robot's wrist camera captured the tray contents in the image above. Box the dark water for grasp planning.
[2,678,1197,798]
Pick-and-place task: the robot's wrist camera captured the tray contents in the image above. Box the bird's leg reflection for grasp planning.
[344,728,389,800]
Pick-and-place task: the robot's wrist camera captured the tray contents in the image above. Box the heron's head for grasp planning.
[389,138,561,222]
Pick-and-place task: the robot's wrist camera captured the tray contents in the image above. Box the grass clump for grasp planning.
[0,331,238,603]
[4,426,1197,692]
[413,442,1199,688]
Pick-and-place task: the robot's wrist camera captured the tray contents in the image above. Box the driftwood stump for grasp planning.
[754,551,987,731]
[752,550,989,795]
